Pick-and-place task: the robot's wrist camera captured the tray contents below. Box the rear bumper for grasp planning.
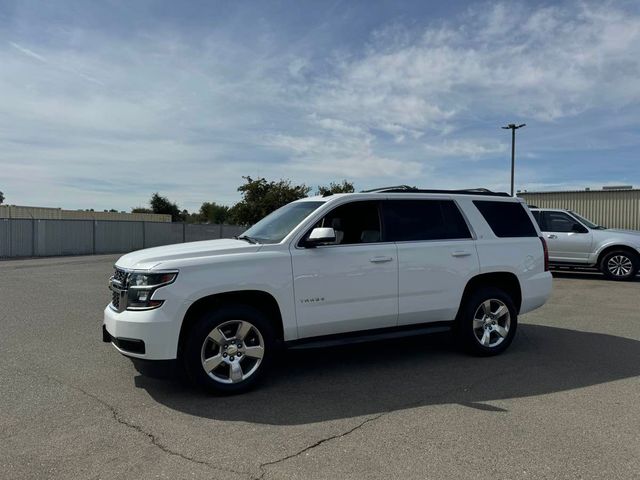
[520,271,553,314]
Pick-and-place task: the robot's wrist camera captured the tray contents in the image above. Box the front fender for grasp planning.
[591,241,640,264]
[176,251,297,340]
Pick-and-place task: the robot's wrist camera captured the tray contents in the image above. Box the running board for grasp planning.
[285,322,453,350]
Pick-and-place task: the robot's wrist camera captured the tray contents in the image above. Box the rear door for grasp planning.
[540,210,593,263]
[382,199,479,325]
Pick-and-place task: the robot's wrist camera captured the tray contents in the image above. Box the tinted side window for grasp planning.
[382,200,472,242]
[542,211,579,233]
[473,201,538,238]
[312,201,381,245]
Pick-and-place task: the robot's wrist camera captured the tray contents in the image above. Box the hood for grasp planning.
[606,228,640,236]
[115,239,261,270]
[592,228,640,248]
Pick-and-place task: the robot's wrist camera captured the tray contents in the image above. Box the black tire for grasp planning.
[182,304,276,395]
[599,250,639,281]
[455,286,518,356]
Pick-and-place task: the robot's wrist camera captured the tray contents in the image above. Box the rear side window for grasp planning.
[382,200,472,242]
[473,201,537,238]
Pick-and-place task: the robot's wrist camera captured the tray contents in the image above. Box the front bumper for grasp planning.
[102,303,186,360]
[102,325,146,355]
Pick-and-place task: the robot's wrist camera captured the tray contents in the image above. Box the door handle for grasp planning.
[451,251,471,257]
[547,234,558,239]
[369,256,393,263]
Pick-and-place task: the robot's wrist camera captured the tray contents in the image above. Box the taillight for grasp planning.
[539,236,549,271]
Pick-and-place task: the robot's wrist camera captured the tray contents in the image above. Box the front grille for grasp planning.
[112,290,121,310]
[110,268,128,311]
[113,268,128,284]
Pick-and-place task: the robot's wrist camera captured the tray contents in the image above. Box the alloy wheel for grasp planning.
[607,255,633,277]
[200,320,265,384]
[472,299,511,348]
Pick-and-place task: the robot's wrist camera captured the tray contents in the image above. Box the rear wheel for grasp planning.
[456,287,518,356]
[600,250,638,281]
[182,304,276,394]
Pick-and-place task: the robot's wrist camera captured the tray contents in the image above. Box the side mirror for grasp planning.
[572,223,586,233]
[305,227,336,247]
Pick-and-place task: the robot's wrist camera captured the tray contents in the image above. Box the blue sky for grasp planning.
[1,0,639,211]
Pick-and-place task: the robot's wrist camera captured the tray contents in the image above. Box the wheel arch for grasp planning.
[457,272,522,317]
[596,244,640,267]
[178,290,284,359]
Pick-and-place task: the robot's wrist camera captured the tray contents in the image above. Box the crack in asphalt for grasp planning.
[32,372,251,478]
[21,351,519,480]
[255,413,385,480]
[252,357,520,479]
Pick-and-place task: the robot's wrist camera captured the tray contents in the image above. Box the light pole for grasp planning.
[502,123,526,196]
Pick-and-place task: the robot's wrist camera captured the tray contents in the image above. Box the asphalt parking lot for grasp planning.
[1,255,639,480]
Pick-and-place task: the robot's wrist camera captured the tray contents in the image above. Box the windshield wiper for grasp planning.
[235,234,259,244]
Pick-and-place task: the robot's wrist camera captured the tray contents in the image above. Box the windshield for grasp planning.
[240,201,324,243]
[570,211,604,229]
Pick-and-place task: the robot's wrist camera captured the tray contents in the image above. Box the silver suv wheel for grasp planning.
[200,320,265,384]
[607,254,633,278]
[472,299,511,348]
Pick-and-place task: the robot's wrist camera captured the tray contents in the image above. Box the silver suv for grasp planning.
[530,208,640,280]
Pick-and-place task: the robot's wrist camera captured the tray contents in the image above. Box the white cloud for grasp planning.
[264,128,422,178]
[260,1,640,193]
[424,140,507,158]
[308,2,640,131]
[9,42,47,62]
[9,40,104,85]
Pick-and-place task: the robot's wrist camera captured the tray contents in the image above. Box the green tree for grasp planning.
[199,202,230,224]
[182,211,202,224]
[228,176,311,225]
[150,193,185,222]
[0,191,4,205]
[316,180,355,196]
[131,207,153,214]
[133,193,185,221]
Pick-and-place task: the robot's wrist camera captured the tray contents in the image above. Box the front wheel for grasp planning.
[456,287,518,356]
[182,305,276,394]
[600,250,639,281]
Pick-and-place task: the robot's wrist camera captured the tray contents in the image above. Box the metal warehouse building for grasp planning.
[518,187,640,230]
[0,205,171,222]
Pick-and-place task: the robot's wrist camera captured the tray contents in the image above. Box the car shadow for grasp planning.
[133,325,640,425]
[551,270,640,282]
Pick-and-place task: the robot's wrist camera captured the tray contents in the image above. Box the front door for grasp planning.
[290,200,398,338]
[541,211,593,262]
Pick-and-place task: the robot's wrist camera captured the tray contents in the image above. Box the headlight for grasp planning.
[126,271,178,310]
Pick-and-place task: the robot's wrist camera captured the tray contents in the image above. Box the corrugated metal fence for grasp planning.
[0,219,245,258]
[519,190,640,230]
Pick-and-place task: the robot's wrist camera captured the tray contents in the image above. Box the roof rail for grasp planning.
[361,185,415,193]
[361,186,511,197]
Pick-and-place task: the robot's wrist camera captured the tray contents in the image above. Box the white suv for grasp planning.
[104,187,552,394]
